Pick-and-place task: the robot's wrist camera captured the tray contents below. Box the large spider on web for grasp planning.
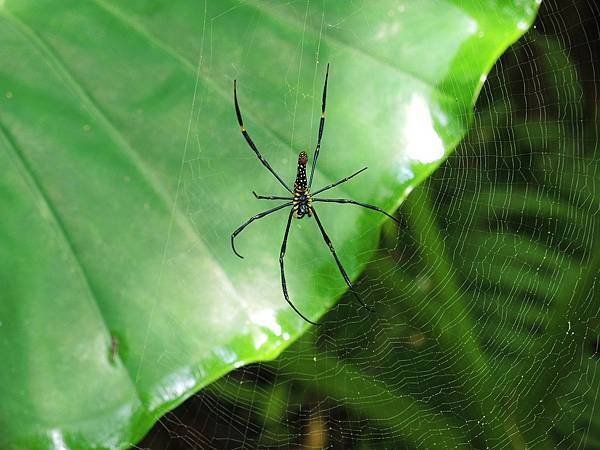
[231,65,401,325]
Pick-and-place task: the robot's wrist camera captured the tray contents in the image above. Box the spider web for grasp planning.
[137,1,599,448]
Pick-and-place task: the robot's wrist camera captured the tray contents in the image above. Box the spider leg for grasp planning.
[280,210,319,325]
[312,198,401,226]
[253,191,293,201]
[231,202,292,259]
[312,167,368,196]
[234,80,292,193]
[311,207,374,312]
[308,64,329,189]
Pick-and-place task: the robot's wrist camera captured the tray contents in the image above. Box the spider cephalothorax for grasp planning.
[232,64,401,325]
[293,152,312,218]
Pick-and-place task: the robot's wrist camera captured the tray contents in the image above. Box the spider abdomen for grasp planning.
[293,151,312,218]
[293,190,312,219]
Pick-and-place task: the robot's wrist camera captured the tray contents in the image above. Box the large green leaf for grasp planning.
[0,1,539,448]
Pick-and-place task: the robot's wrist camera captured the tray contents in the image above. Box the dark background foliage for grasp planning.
[139,0,600,448]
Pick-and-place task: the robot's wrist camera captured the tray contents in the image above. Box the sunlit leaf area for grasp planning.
[1,1,598,449]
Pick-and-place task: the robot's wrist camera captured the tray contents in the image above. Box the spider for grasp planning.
[231,64,401,325]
